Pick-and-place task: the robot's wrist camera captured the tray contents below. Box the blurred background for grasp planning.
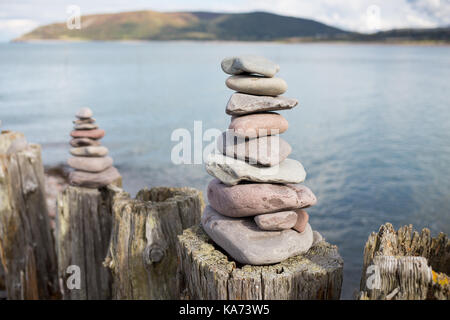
[1,0,449,299]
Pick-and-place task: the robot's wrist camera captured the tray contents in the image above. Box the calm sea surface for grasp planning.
[1,41,449,299]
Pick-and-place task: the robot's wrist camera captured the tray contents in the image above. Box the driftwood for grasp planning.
[177,225,343,300]
[0,263,4,291]
[359,223,449,300]
[105,187,204,300]
[0,132,59,299]
[0,258,4,298]
[56,183,123,300]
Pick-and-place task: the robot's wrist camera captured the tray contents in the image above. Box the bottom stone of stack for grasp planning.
[177,224,343,300]
[201,205,314,265]
[69,166,121,188]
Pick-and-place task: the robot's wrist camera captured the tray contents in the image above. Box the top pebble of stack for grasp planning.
[222,56,287,97]
[221,55,280,78]
[76,107,93,119]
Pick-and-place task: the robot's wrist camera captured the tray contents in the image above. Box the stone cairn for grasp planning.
[202,56,319,265]
[68,107,120,188]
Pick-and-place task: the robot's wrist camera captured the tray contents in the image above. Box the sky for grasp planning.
[0,0,449,41]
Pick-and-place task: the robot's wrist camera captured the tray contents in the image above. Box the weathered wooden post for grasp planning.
[0,269,5,299]
[0,250,5,294]
[55,107,124,299]
[0,131,59,299]
[0,234,6,299]
[0,264,5,292]
[177,225,343,300]
[359,223,449,300]
[55,183,124,299]
[105,187,204,299]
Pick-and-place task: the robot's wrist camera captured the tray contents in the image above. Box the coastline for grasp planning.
[10,38,450,46]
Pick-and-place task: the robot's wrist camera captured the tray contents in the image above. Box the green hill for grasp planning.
[15,10,449,43]
[353,27,450,43]
[15,10,348,41]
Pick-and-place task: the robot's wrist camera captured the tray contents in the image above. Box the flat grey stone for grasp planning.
[226,93,298,115]
[74,123,99,130]
[221,55,280,77]
[67,156,113,172]
[76,107,93,119]
[254,211,297,231]
[70,146,108,157]
[201,205,313,265]
[312,231,324,246]
[217,132,292,166]
[70,138,101,147]
[73,118,96,125]
[226,75,287,96]
[69,166,121,188]
[205,153,306,186]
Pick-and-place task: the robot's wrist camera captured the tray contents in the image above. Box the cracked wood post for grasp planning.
[56,182,123,300]
[0,131,59,299]
[0,257,4,295]
[177,225,344,300]
[105,187,204,299]
[359,223,449,300]
[0,263,4,293]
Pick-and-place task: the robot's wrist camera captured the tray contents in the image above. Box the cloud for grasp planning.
[408,0,450,25]
[0,0,448,41]
[242,0,449,32]
[0,19,38,41]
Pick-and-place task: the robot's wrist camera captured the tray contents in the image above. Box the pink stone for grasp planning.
[67,156,113,172]
[207,179,309,217]
[292,209,309,233]
[229,112,288,138]
[287,184,317,208]
[254,211,297,231]
[70,129,105,139]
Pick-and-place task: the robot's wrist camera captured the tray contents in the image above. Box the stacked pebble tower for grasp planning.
[201,56,319,265]
[68,107,121,188]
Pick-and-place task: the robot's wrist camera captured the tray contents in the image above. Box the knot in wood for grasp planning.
[144,244,165,264]
[23,180,38,194]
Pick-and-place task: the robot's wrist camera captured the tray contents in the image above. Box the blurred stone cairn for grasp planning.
[68,108,121,188]
[202,56,319,265]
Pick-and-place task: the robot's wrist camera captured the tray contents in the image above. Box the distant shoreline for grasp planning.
[10,38,450,46]
[15,10,449,46]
